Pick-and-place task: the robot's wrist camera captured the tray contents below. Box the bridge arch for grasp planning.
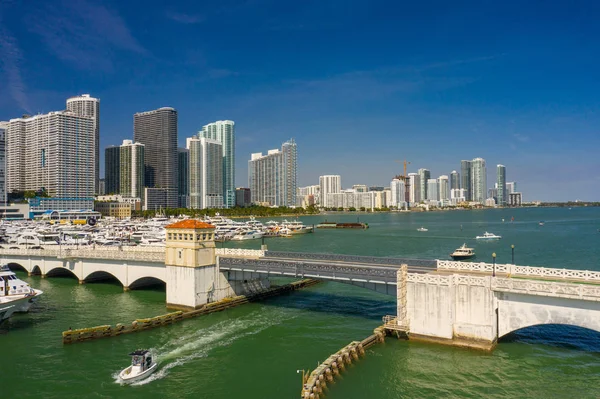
[31,265,42,276]
[46,266,78,280]
[128,276,166,290]
[500,324,600,350]
[83,271,126,286]
[6,262,28,273]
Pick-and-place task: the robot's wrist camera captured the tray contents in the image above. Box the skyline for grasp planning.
[1,1,599,201]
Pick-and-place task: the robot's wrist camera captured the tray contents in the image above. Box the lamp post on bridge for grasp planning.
[511,244,515,265]
[492,252,496,277]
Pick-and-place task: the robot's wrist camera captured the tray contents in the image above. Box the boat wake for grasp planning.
[114,307,295,386]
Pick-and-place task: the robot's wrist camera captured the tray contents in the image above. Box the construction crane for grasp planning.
[394,160,411,206]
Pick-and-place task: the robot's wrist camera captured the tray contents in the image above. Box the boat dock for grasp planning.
[316,222,369,229]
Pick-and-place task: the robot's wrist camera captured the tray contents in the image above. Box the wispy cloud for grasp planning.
[513,133,530,142]
[166,11,205,24]
[29,0,146,71]
[0,20,30,112]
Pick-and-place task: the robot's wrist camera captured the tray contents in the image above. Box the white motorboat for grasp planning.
[118,350,158,384]
[475,232,502,240]
[450,244,476,260]
[282,220,314,235]
[231,229,264,241]
[417,227,428,232]
[0,265,43,323]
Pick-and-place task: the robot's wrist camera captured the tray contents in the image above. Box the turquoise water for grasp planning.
[2,207,600,398]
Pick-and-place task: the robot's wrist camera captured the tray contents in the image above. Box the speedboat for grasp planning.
[475,232,502,240]
[450,244,475,260]
[118,349,157,383]
[539,221,545,226]
[0,265,43,323]
[417,227,428,232]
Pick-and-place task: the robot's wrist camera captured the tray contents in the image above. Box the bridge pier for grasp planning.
[123,286,130,292]
[78,279,85,285]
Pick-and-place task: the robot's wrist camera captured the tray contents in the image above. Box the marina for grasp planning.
[1,208,600,398]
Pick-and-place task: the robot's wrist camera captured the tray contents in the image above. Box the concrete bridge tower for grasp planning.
[165,220,229,310]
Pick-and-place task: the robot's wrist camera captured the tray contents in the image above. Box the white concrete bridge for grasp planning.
[2,246,600,349]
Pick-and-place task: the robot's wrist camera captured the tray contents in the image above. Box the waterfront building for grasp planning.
[235,188,252,207]
[0,203,30,220]
[488,188,498,204]
[426,179,438,202]
[134,107,178,208]
[496,164,507,206]
[104,145,121,195]
[96,195,141,211]
[94,201,132,218]
[509,192,523,206]
[178,148,189,208]
[438,175,449,202]
[471,158,487,203]
[0,121,7,205]
[98,179,106,196]
[144,187,179,211]
[297,185,319,207]
[319,175,341,208]
[353,184,368,193]
[485,197,497,207]
[383,188,392,207]
[418,169,430,202]
[460,160,472,201]
[408,173,420,204]
[188,137,224,209]
[248,139,297,207]
[66,94,100,193]
[373,191,386,208]
[390,178,407,209]
[450,170,460,190]
[28,197,95,214]
[197,120,235,208]
[119,140,145,200]
[450,188,466,205]
[328,189,375,210]
[506,181,516,194]
[6,110,95,199]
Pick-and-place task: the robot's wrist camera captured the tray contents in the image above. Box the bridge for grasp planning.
[2,244,600,350]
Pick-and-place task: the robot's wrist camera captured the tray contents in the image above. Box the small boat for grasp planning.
[417,227,428,232]
[539,221,545,226]
[119,349,157,383]
[475,232,502,240]
[0,265,43,323]
[450,244,475,260]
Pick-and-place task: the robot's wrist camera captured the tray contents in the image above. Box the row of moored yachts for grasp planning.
[0,215,313,249]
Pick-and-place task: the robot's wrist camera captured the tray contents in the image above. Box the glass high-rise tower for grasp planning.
[471,158,487,203]
[460,160,472,201]
[496,164,506,206]
[119,140,145,200]
[418,168,431,201]
[197,120,235,208]
[450,170,460,190]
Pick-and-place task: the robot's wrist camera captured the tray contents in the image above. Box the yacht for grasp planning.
[450,244,475,260]
[475,232,502,240]
[0,265,43,323]
[282,220,314,235]
[118,349,157,383]
[231,229,264,241]
[417,227,428,232]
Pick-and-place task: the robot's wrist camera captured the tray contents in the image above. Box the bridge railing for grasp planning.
[265,251,436,267]
[215,248,265,258]
[437,260,600,282]
[493,277,600,299]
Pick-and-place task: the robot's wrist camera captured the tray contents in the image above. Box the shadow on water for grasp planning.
[259,289,395,321]
[0,314,55,332]
[501,324,600,353]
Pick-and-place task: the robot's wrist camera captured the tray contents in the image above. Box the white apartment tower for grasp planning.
[188,137,224,209]
[0,122,6,204]
[119,140,145,199]
[471,157,487,203]
[197,121,235,208]
[66,94,100,193]
[390,178,406,208]
[438,175,449,201]
[7,111,95,198]
[248,139,297,207]
[408,173,420,204]
[319,175,341,208]
[427,179,439,201]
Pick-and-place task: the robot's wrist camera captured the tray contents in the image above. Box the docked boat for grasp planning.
[475,232,502,240]
[450,244,475,260]
[118,349,157,383]
[231,229,264,241]
[0,265,43,323]
[417,227,428,232]
[282,220,314,235]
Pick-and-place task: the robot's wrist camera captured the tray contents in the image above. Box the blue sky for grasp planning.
[1,0,599,201]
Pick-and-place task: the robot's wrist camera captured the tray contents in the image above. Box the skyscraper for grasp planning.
[0,121,6,204]
[471,158,487,203]
[438,175,449,202]
[248,139,297,207]
[119,140,145,199]
[7,111,94,198]
[390,178,406,208]
[506,181,516,195]
[66,94,100,193]
[418,168,430,201]
[134,107,178,208]
[319,175,341,208]
[450,170,460,190]
[197,120,235,208]
[496,164,506,206]
[105,146,121,195]
[188,137,223,209]
[178,148,189,208]
[427,179,439,201]
[408,173,420,204]
[460,160,472,201]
